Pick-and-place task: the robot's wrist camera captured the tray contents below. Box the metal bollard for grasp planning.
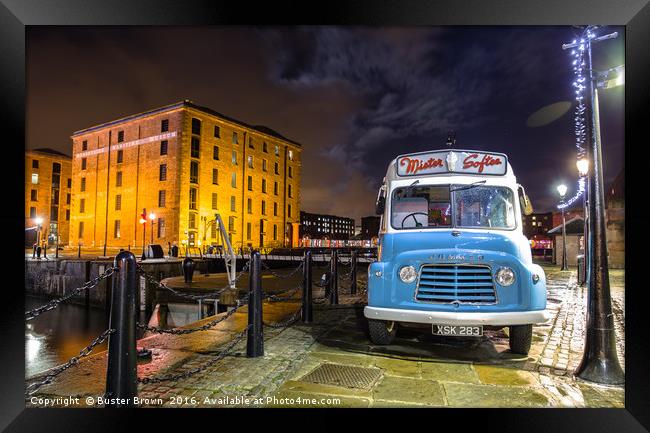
[182,257,195,283]
[350,250,358,295]
[329,249,339,305]
[105,251,138,407]
[78,244,81,258]
[302,250,313,323]
[43,245,47,259]
[36,246,41,259]
[247,252,264,357]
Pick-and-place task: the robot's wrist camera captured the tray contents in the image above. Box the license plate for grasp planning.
[432,324,483,337]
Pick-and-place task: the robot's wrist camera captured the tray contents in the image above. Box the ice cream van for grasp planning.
[365,149,550,354]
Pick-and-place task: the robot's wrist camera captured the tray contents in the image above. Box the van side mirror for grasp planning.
[375,196,385,215]
[518,184,533,215]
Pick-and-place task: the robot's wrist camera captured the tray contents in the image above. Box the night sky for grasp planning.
[26,26,624,222]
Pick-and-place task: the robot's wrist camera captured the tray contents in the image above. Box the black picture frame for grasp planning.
[2,0,648,431]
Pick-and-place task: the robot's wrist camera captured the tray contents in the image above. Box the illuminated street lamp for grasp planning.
[556,184,569,271]
[149,212,156,244]
[140,208,147,260]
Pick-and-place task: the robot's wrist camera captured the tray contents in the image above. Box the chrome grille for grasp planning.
[415,264,496,304]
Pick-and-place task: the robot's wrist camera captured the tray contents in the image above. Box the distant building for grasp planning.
[68,100,302,250]
[299,211,355,240]
[606,169,624,268]
[522,212,553,238]
[548,216,585,267]
[361,216,381,239]
[25,148,72,247]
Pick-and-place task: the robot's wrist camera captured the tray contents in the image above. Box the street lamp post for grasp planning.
[149,212,156,245]
[140,208,147,260]
[577,158,590,286]
[564,28,624,385]
[556,184,569,271]
[34,217,43,259]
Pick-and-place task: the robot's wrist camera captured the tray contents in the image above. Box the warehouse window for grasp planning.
[191,118,201,135]
[191,137,200,158]
[246,222,251,240]
[231,172,237,188]
[66,209,70,221]
[247,155,253,168]
[189,212,197,229]
[30,189,37,201]
[213,145,219,160]
[211,193,218,210]
[115,194,121,211]
[249,137,254,149]
[190,161,199,184]
[81,158,87,170]
[78,221,85,238]
[53,162,61,174]
[232,151,237,165]
[232,132,238,144]
[288,150,294,161]
[80,177,86,192]
[274,162,279,175]
[115,171,122,187]
[273,224,277,240]
[247,198,252,214]
[288,184,293,198]
[158,190,166,207]
[230,196,236,212]
[288,166,293,178]
[82,140,88,151]
[263,142,268,153]
[273,202,278,216]
[247,176,252,191]
[158,218,166,238]
[261,200,266,215]
[189,188,197,210]
[31,173,38,184]
[274,145,279,156]
[160,140,168,155]
[161,119,169,132]
[66,193,71,205]
[29,207,36,218]
[114,220,121,238]
[158,218,165,238]
[212,168,219,185]
[117,130,124,143]
[262,179,266,193]
[274,182,278,195]
[262,159,267,172]
[80,199,85,213]
[117,149,123,163]
[159,164,167,181]
[67,178,72,188]
[228,216,235,232]
[210,223,217,239]
[214,125,220,138]
[288,204,292,218]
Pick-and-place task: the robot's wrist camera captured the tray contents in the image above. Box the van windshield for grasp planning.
[391,184,516,230]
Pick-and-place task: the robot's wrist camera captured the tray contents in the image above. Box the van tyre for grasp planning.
[368,319,397,345]
[509,324,533,355]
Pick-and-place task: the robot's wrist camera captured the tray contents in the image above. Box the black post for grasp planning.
[350,250,358,295]
[302,250,313,323]
[247,252,264,357]
[182,257,195,283]
[575,34,624,384]
[32,244,36,259]
[43,244,47,259]
[105,251,138,407]
[561,206,568,271]
[36,245,41,259]
[329,249,339,305]
[78,244,81,258]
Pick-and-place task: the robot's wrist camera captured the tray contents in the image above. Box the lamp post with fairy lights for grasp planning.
[556,184,569,271]
[577,158,590,286]
[563,26,624,385]
[149,212,156,245]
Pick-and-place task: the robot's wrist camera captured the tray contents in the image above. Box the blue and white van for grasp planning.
[365,149,550,354]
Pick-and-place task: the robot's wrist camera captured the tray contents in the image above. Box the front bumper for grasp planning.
[364,306,551,326]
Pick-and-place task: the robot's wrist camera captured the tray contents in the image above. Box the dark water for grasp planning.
[25,296,109,378]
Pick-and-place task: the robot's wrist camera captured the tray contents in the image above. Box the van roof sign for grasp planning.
[396,149,508,177]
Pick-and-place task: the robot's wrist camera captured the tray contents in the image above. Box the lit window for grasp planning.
[114,220,121,238]
[232,132,238,144]
[231,172,237,188]
[31,173,38,184]
[288,150,294,161]
[247,155,253,168]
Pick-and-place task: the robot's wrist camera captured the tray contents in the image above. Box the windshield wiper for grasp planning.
[450,180,487,192]
[403,179,420,196]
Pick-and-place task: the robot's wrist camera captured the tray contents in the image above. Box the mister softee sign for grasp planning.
[397,150,507,176]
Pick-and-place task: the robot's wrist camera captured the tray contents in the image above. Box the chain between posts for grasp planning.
[25,328,115,398]
[260,260,304,279]
[137,299,247,334]
[263,309,302,329]
[137,326,250,384]
[136,260,250,301]
[263,283,303,302]
[25,266,117,321]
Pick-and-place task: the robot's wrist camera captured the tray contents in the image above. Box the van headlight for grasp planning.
[399,265,417,283]
[495,267,516,286]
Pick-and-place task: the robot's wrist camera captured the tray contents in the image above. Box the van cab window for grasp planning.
[391,184,515,230]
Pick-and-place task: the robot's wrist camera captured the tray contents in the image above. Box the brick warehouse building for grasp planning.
[68,100,302,251]
[25,148,72,246]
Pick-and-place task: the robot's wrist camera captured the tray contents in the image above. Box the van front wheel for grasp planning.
[368,319,397,345]
[509,324,533,355]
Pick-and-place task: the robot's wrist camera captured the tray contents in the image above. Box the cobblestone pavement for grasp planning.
[27,264,624,408]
